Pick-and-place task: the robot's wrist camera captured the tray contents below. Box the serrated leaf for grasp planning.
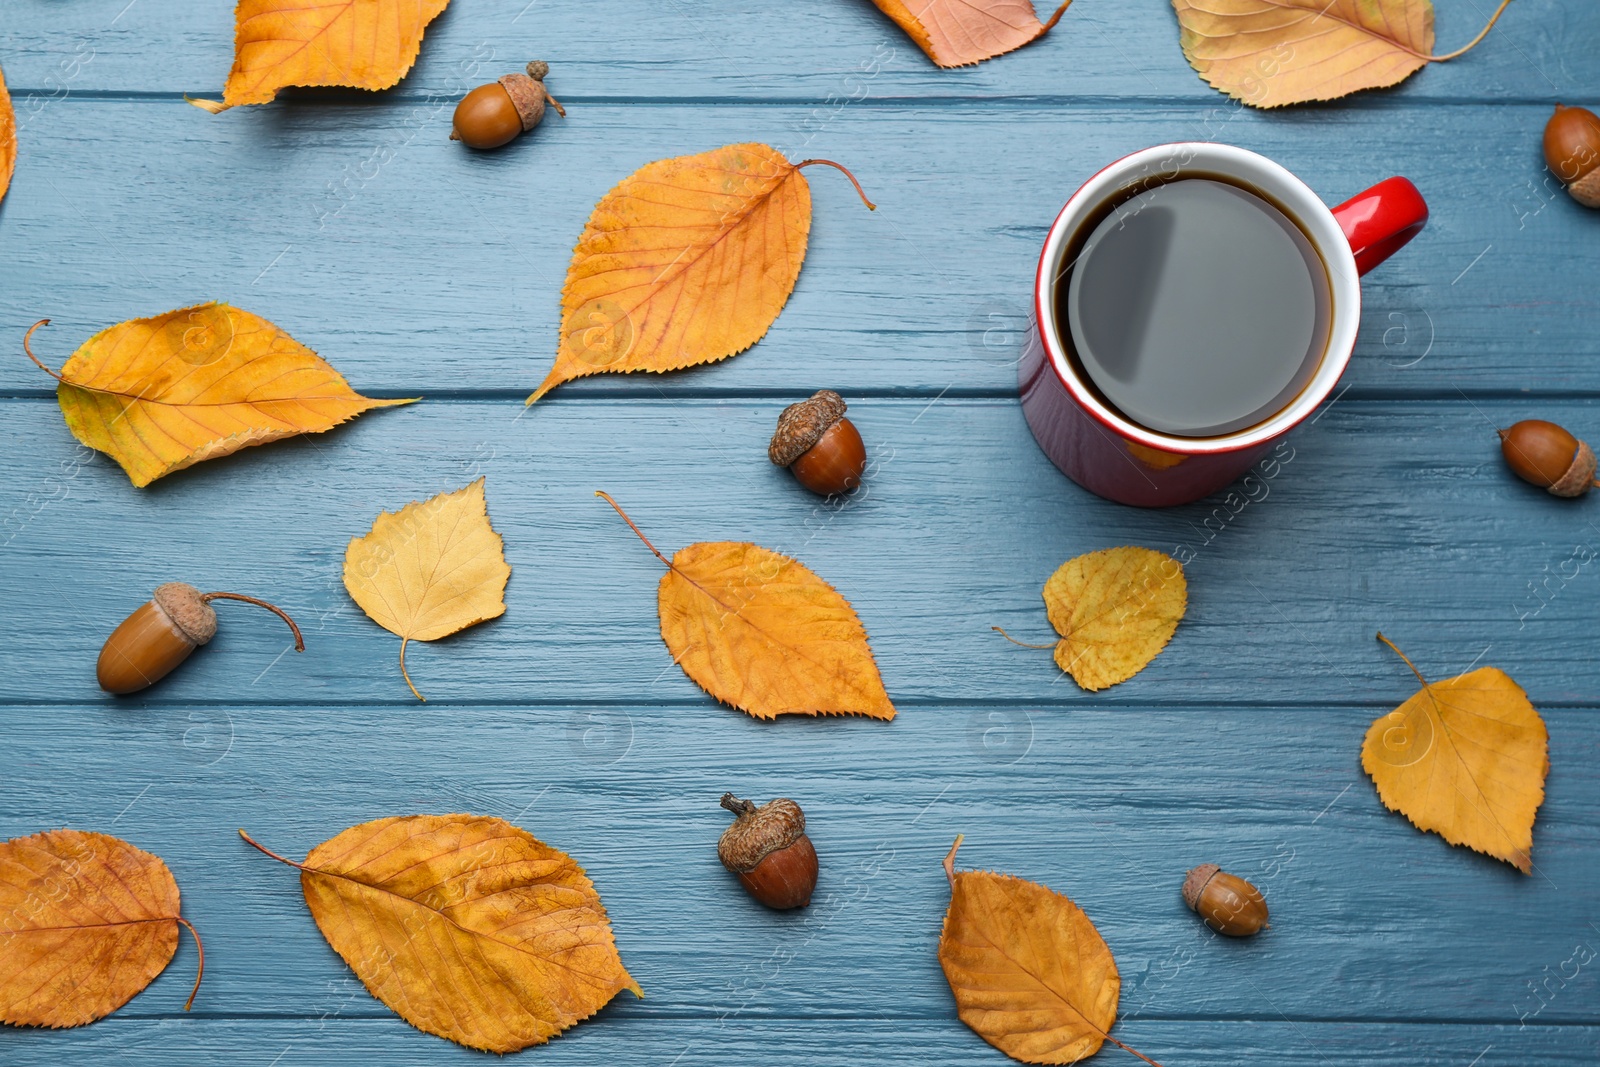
[1042,547,1186,691]
[0,65,15,205]
[870,0,1073,68]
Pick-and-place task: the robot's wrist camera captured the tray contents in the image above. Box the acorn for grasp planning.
[1498,420,1599,498]
[1182,864,1269,937]
[97,584,304,695]
[717,793,818,909]
[1543,104,1600,208]
[768,390,867,496]
[450,61,565,150]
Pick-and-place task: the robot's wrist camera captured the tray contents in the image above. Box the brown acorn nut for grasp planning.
[1182,864,1269,937]
[1543,104,1600,208]
[450,62,565,150]
[1498,420,1599,498]
[717,794,818,909]
[768,390,867,496]
[97,583,305,695]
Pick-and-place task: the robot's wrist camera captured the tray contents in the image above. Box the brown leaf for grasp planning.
[0,65,15,205]
[23,306,411,487]
[529,144,873,403]
[599,492,894,720]
[871,0,1074,68]
[1172,0,1514,108]
[343,478,511,701]
[0,829,202,1027]
[938,836,1161,1066]
[242,816,639,1052]
[198,0,451,110]
[1363,634,1549,873]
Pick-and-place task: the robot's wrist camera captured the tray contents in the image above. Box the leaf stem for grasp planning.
[1376,631,1429,688]
[399,637,425,702]
[942,833,964,889]
[1430,0,1515,62]
[174,916,205,1011]
[595,491,672,567]
[202,592,305,651]
[238,829,307,870]
[22,320,64,382]
[991,625,1056,650]
[1039,0,1074,35]
[793,159,877,210]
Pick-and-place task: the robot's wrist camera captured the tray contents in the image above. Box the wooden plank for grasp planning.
[3,703,1596,1023]
[2,397,1597,708]
[1,0,1590,102]
[1,1018,1595,1066]
[1,101,1592,400]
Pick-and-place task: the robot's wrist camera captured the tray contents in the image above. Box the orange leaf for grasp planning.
[1171,0,1514,108]
[938,836,1160,1066]
[870,0,1074,68]
[24,304,412,487]
[0,829,202,1027]
[530,144,873,404]
[1363,634,1549,873]
[209,0,450,109]
[598,492,894,720]
[1040,547,1186,691]
[0,65,15,205]
[242,816,639,1052]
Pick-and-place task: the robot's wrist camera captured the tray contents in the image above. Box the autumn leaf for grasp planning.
[1363,634,1549,873]
[0,829,203,1027]
[343,478,510,701]
[529,144,874,404]
[598,492,894,720]
[241,816,639,1052]
[0,65,15,205]
[193,0,450,111]
[1172,0,1514,109]
[939,836,1160,1066]
[871,0,1073,68]
[22,306,410,488]
[998,547,1185,691]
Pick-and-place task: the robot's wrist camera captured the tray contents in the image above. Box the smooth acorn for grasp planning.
[1543,103,1600,208]
[717,793,818,909]
[450,61,565,150]
[1182,864,1269,937]
[768,390,867,496]
[97,583,304,695]
[1498,419,1599,498]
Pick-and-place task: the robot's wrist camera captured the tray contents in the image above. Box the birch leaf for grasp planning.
[22,305,410,487]
[0,829,202,1027]
[1363,634,1549,873]
[870,0,1073,68]
[530,144,873,403]
[343,478,510,701]
[1040,547,1186,691]
[0,65,15,204]
[241,815,639,1053]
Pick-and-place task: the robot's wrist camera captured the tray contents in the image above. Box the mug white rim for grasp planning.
[1035,142,1363,455]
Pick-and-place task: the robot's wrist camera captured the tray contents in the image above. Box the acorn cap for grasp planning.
[1570,168,1600,209]
[152,583,217,646]
[717,794,806,873]
[1181,864,1220,912]
[1549,439,1597,497]
[769,390,847,467]
[499,61,563,132]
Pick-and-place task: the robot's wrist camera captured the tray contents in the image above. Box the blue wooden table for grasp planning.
[3,2,1598,1063]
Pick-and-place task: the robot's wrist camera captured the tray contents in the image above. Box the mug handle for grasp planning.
[1330,176,1428,276]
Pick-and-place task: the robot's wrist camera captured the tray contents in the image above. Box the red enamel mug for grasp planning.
[1020,143,1428,507]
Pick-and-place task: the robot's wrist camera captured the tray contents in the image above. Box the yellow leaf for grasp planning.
[343,478,510,701]
[938,836,1160,1066]
[0,829,202,1027]
[1041,547,1186,691]
[0,65,15,205]
[23,304,410,487]
[530,144,873,404]
[241,816,639,1052]
[1363,634,1549,873]
[1171,0,1514,109]
[599,492,894,720]
[213,0,450,109]
[870,0,1073,68]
